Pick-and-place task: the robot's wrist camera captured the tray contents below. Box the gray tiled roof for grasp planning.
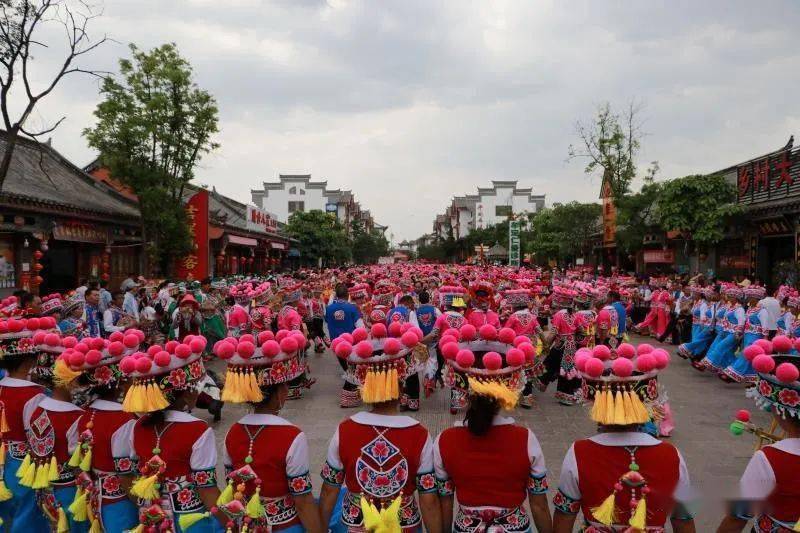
[0,132,139,218]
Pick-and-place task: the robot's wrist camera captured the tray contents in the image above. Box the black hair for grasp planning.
[463,394,500,436]
[19,292,35,308]
[418,291,430,304]
[250,384,280,407]
[201,277,212,285]
[0,355,28,373]
[610,291,621,302]
[76,372,117,399]
[399,295,414,306]
[335,283,348,299]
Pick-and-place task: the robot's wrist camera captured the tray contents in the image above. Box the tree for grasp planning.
[656,173,742,258]
[569,101,644,201]
[84,43,219,275]
[614,163,664,254]
[351,220,389,264]
[527,202,601,265]
[285,210,351,266]
[0,0,108,186]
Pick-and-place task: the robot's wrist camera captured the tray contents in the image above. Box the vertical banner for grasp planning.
[176,189,209,280]
[509,219,521,267]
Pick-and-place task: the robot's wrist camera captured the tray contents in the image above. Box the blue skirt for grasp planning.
[722,332,761,383]
[0,454,50,533]
[54,485,89,533]
[678,327,714,358]
[100,498,140,533]
[703,331,737,372]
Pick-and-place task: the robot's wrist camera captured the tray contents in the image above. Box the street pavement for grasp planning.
[204,333,770,531]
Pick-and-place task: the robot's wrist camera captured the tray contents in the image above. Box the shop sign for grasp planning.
[176,190,209,279]
[246,205,278,234]
[325,203,338,213]
[736,147,800,204]
[53,222,107,243]
[643,249,674,264]
[270,241,286,250]
[508,219,521,267]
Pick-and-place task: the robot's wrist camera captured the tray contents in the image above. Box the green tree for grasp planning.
[656,173,741,259]
[84,43,219,275]
[614,165,664,254]
[285,210,351,266]
[351,220,389,264]
[527,202,601,265]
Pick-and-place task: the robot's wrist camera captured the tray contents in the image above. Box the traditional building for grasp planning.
[432,180,545,239]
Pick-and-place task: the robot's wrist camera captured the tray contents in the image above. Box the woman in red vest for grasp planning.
[119,334,222,533]
[213,328,322,533]
[319,327,442,533]
[433,326,551,532]
[553,342,696,533]
[717,335,800,532]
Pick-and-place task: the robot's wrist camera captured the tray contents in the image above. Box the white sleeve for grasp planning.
[66,417,81,454]
[433,434,448,481]
[557,444,581,500]
[103,310,124,333]
[674,450,694,503]
[22,393,45,431]
[355,318,365,329]
[527,429,547,477]
[408,311,420,329]
[325,427,343,470]
[739,450,775,500]
[435,308,442,318]
[111,419,136,459]
[190,427,218,471]
[418,433,434,473]
[758,309,771,329]
[736,307,746,323]
[285,432,311,477]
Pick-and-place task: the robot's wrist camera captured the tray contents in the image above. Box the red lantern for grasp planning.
[33,250,43,260]
[239,256,247,265]
[33,263,43,272]
[101,273,110,281]
[102,262,110,271]
[33,276,43,285]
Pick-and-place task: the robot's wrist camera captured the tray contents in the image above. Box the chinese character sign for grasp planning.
[737,148,798,203]
[509,219,521,267]
[176,190,209,279]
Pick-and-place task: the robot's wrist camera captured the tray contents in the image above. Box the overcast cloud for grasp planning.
[12,0,800,241]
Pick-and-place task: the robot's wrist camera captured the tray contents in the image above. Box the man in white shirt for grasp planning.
[758,290,781,339]
[122,284,140,321]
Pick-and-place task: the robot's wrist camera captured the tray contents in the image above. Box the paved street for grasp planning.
[205,334,770,531]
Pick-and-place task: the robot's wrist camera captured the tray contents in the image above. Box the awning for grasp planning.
[227,235,258,247]
[270,242,286,250]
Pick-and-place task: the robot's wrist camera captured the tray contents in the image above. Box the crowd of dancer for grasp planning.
[0,264,796,532]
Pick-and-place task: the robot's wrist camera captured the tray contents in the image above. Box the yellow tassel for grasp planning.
[48,455,59,482]
[216,481,234,506]
[123,382,144,413]
[32,462,51,489]
[0,408,9,434]
[130,473,160,500]
[16,453,31,479]
[590,491,617,526]
[67,445,83,468]
[612,390,626,425]
[246,487,264,519]
[68,487,89,522]
[130,525,145,533]
[622,390,636,425]
[360,495,402,533]
[590,388,605,423]
[246,370,263,403]
[56,507,69,533]
[18,458,35,487]
[467,377,519,410]
[88,518,102,533]
[0,442,5,467]
[793,516,800,532]
[178,511,209,531]
[629,496,646,530]
[389,367,400,401]
[0,479,12,502]
[54,358,82,386]
[79,447,92,472]
[148,382,169,411]
[630,390,650,422]
[222,369,239,403]
[362,370,374,403]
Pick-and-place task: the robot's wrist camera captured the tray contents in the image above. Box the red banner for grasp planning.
[643,249,674,264]
[176,190,209,280]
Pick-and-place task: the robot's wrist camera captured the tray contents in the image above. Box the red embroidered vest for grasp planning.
[28,406,82,464]
[438,424,530,508]
[225,423,301,498]
[574,440,680,527]
[337,419,427,502]
[132,419,208,479]
[761,446,800,522]
[0,384,42,442]
[79,409,135,472]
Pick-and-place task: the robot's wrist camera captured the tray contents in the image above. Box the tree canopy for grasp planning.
[527,202,602,264]
[351,220,390,264]
[285,210,352,266]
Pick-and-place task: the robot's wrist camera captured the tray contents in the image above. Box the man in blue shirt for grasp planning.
[325,283,364,408]
[610,290,627,344]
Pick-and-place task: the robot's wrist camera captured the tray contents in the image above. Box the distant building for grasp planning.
[251,174,385,233]
[432,180,545,239]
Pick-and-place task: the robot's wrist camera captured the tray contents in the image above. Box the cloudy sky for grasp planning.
[13,0,800,241]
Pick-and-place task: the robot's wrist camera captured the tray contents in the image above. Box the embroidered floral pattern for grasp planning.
[553,489,580,514]
[437,478,455,497]
[416,472,436,493]
[114,456,135,474]
[288,472,312,495]
[528,473,548,495]
[778,388,800,407]
[321,461,344,485]
[191,468,216,488]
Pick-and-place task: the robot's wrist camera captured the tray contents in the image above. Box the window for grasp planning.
[288,201,305,213]
[495,205,512,217]
[299,189,306,195]
[289,186,297,194]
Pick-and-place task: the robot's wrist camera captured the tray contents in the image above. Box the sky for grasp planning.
[10,0,800,242]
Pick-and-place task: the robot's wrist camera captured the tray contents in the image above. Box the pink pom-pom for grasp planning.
[146,345,161,357]
[743,344,765,362]
[74,342,89,354]
[652,348,670,369]
[575,352,591,372]
[280,337,299,354]
[593,345,611,361]
[383,337,402,355]
[335,341,353,358]
[754,339,773,354]
[0,322,7,334]
[291,332,307,349]
[400,322,414,334]
[456,349,475,368]
[409,326,424,341]
[519,343,536,360]
[262,340,281,357]
[443,328,461,340]
[460,324,477,341]
[794,338,800,353]
[354,341,373,359]
[189,338,206,353]
[240,334,255,345]
[498,328,516,345]
[752,354,776,373]
[388,322,403,337]
[62,336,78,348]
[68,351,86,367]
[438,334,457,349]
[479,324,497,341]
[132,329,145,342]
[584,357,605,378]
[736,409,751,423]
[772,335,793,354]
[89,337,104,350]
[637,343,654,355]
[258,330,275,344]
[616,343,636,359]
[109,331,124,343]
[174,344,192,359]
[119,356,136,374]
[441,342,459,360]
[330,338,341,352]
[275,330,289,342]
[339,332,354,344]
[237,341,256,359]
[85,349,103,366]
[135,357,152,374]
[165,340,179,354]
[612,357,634,377]
[575,347,593,359]
[401,331,419,347]
[483,351,502,370]
[352,328,369,343]
[7,319,22,333]
[123,334,139,349]
[26,318,40,330]
[636,353,656,372]
[775,362,799,384]
[154,351,172,367]
[32,331,46,345]
[506,347,525,367]
[513,335,529,347]
[371,323,388,338]
[107,341,125,357]
[44,333,60,347]
[225,337,239,348]
[40,316,55,329]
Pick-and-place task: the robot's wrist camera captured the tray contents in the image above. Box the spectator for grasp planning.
[120,272,138,292]
[99,279,112,314]
[759,288,781,339]
[123,282,140,321]
[103,290,134,335]
[84,287,103,337]
[171,294,203,341]
[75,278,89,299]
